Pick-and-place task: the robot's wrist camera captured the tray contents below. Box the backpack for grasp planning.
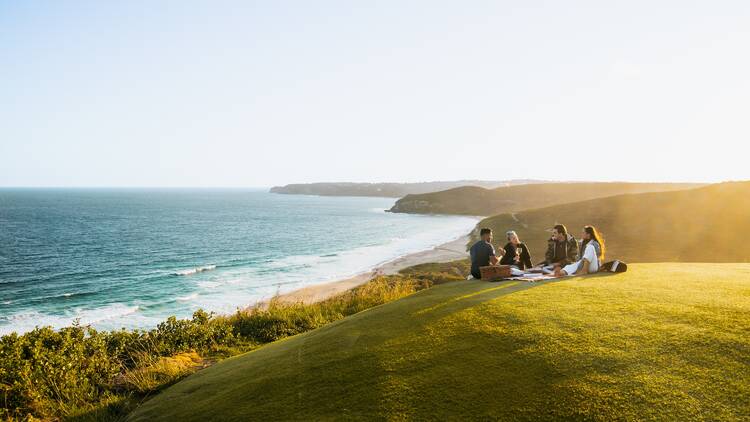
[599,260,628,273]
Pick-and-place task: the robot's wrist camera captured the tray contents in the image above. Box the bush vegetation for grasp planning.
[0,261,469,421]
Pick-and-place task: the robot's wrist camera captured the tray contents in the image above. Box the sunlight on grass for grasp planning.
[128,264,750,421]
[121,352,204,394]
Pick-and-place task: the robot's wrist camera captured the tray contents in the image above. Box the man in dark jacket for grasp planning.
[539,224,578,267]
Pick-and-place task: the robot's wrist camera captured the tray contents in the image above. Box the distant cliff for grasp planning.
[388,182,706,216]
[269,180,545,198]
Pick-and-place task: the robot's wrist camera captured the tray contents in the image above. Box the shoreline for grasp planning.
[268,235,471,305]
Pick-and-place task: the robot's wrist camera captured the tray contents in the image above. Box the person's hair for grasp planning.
[553,224,567,236]
[584,225,605,260]
[479,228,492,236]
[506,230,518,241]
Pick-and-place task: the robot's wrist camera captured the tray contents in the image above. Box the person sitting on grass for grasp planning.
[554,225,605,277]
[500,230,533,270]
[470,228,502,279]
[536,224,578,269]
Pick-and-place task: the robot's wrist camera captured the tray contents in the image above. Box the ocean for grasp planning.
[0,189,476,335]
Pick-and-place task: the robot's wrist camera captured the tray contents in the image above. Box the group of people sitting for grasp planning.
[469,224,606,280]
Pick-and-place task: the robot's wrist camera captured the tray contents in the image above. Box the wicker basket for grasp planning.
[479,265,512,281]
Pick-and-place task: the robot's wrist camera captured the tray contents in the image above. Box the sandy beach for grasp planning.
[272,235,470,305]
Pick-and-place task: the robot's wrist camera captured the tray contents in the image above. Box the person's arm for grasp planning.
[489,244,502,266]
[499,243,513,265]
[575,244,597,275]
[521,244,533,268]
[499,253,510,265]
[575,259,590,275]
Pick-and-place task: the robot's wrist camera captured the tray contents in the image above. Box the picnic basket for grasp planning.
[480,265,512,281]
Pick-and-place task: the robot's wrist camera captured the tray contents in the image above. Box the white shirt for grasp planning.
[563,243,600,275]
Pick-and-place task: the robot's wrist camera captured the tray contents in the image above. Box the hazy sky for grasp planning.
[1,1,748,187]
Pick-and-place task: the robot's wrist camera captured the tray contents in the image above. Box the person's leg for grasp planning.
[557,262,577,277]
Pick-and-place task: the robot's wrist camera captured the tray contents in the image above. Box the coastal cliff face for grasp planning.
[388,182,706,216]
[269,180,544,198]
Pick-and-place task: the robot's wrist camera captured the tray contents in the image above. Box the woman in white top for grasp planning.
[554,226,605,277]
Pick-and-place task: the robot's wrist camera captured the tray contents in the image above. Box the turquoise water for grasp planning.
[0,189,476,335]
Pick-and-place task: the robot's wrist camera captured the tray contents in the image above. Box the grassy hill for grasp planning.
[388,182,704,215]
[128,264,749,421]
[472,181,750,263]
[269,179,545,198]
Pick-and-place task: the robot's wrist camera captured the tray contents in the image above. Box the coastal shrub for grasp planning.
[120,351,203,394]
[0,310,236,419]
[0,262,468,420]
[230,275,438,343]
[149,310,236,356]
[397,259,471,283]
[231,304,329,343]
[0,324,120,419]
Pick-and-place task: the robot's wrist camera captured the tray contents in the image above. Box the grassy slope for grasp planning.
[389,182,704,215]
[128,264,750,421]
[475,181,750,263]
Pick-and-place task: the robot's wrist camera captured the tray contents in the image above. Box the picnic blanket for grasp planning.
[507,273,557,282]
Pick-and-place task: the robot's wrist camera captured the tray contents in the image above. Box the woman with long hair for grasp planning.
[554,225,605,276]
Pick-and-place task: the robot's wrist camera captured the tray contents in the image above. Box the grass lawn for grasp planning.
[128,264,750,421]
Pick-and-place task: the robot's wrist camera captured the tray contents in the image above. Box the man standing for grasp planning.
[470,228,502,279]
[539,224,578,267]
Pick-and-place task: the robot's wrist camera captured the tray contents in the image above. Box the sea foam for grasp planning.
[174,265,217,276]
[0,303,142,336]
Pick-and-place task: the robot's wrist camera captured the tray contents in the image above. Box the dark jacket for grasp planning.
[500,242,533,270]
[543,234,578,266]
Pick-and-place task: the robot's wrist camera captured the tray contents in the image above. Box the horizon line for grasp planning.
[0,179,732,189]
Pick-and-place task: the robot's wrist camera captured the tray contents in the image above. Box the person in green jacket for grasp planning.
[539,224,578,267]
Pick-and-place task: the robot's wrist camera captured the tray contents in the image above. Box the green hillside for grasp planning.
[473,181,750,263]
[128,264,750,421]
[388,182,704,215]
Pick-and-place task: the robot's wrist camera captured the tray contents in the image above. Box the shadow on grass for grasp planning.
[410,272,620,320]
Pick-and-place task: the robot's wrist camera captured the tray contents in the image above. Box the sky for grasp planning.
[1,0,748,187]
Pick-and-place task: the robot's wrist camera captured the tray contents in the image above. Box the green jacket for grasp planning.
[544,234,579,265]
